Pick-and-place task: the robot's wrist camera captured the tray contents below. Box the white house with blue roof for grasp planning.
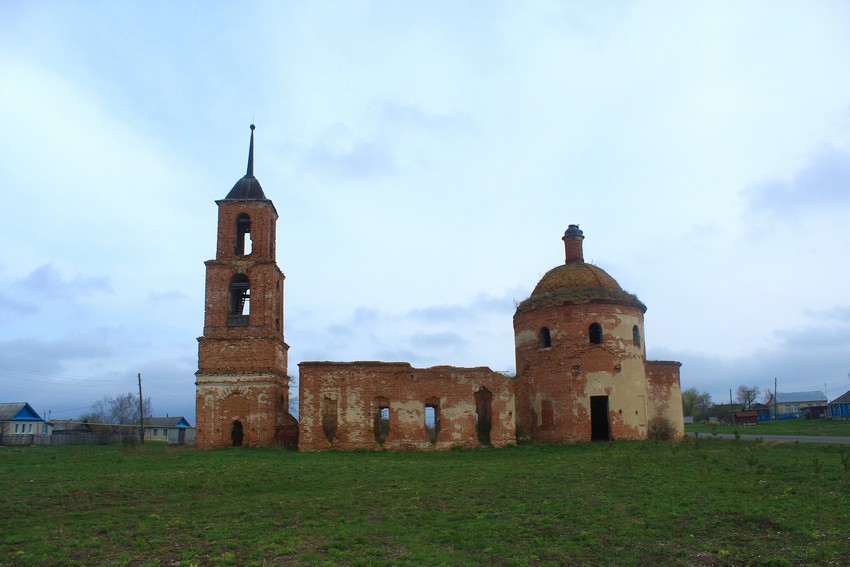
[143,416,195,445]
[0,402,49,444]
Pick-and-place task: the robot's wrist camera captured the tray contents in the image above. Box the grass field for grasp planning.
[2,439,850,566]
[686,418,850,437]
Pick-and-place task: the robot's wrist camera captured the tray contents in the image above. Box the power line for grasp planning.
[0,363,133,382]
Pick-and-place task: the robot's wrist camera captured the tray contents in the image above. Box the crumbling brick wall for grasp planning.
[195,378,290,449]
[645,360,684,440]
[298,362,516,451]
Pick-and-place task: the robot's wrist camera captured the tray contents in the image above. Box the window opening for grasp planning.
[322,397,338,443]
[230,419,244,446]
[235,213,252,256]
[228,274,250,325]
[373,397,390,445]
[425,397,440,444]
[474,387,493,445]
[589,323,603,345]
[633,325,641,347]
[538,327,552,348]
[541,399,554,429]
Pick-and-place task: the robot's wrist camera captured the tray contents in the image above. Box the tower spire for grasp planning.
[246,124,255,177]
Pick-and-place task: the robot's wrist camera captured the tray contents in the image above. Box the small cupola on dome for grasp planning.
[563,224,584,263]
[225,124,267,200]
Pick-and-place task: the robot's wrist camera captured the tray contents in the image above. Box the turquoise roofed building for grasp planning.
[0,403,49,445]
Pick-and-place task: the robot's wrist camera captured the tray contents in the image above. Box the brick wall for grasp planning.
[298,362,516,451]
[645,360,684,440]
[195,375,289,449]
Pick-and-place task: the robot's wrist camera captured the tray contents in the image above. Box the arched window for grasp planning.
[538,327,552,348]
[235,213,252,256]
[632,325,641,347]
[373,397,390,445]
[230,419,244,446]
[425,397,440,444]
[322,397,338,443]
[475,387,493,445]
[589,323,603,345]
[228,274,250,325]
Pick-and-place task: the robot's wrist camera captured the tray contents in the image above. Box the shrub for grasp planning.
[647,416,675,441]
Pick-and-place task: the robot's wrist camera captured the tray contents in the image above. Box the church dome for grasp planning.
[224,124,267,200]
[226,175,266,200]
[515,225,646,314]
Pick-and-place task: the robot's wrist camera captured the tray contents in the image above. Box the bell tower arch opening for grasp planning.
[235,213,252,255]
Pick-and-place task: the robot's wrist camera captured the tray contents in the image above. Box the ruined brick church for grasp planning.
[195,127,684,450]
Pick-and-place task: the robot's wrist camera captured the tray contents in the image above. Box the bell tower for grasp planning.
[195,125,292,448]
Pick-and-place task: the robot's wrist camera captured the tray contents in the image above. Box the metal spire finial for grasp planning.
[246,124,256,177]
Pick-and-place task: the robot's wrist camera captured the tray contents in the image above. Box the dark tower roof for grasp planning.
[516,226,646,314]
[225,124,267,200]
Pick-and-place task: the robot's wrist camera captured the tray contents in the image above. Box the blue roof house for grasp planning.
[143,416,196,445]
[0,402,49,444]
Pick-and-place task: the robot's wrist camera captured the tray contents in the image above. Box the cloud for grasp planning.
[0,264,112,324]
[18,264,111,300]
[303,137,397,179]
[0,336,116,372]
[0,293,37,316]
[408,292,519,322]
[409,330,467,351]
[147,290,190,304]
[373,99,475,134]
[288,291,518,371]
[746,146,850,219]
[665,308,850,404]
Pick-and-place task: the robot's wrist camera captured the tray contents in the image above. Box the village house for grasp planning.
[0,403,49,445]
[143,417,195,445]
[768,391,829,419]
[829,391,850,419]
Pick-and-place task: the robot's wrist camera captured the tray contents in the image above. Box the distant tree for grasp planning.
[682,388,712,421]
[762,388,775,405]
[80,393,152,445]
[735,385,760,410]
[696,391,712,420]
[682,388,700,418]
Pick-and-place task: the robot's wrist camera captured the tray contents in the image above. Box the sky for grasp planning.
[2,1,850,423]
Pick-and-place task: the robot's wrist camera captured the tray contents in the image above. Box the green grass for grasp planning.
[687,418,850,437]
[2,440,850,566]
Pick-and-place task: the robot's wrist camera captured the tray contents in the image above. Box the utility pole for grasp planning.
[774,377,777,420]
[729,388,733,425]
[138,373,145,445]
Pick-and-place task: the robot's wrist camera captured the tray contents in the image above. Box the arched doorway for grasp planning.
[231,419,244,446]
